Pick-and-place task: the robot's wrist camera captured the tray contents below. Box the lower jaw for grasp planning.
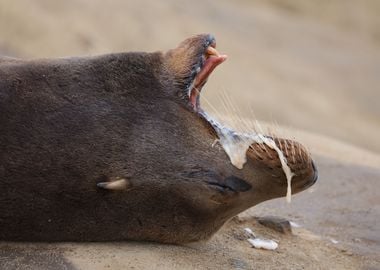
[189,53,227,111]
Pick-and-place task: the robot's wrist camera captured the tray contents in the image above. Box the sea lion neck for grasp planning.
[86,51,168,99]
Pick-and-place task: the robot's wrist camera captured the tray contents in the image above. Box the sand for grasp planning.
[0,0,379,269]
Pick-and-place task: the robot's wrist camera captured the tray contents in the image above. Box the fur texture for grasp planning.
[0,34,317,243]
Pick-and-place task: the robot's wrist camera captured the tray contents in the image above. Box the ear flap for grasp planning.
[224,176,252,192]
[97,177,130,191]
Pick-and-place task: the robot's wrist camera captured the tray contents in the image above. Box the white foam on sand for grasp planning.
[247,238,278,250]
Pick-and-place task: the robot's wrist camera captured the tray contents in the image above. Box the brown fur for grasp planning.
[0,34,317,243]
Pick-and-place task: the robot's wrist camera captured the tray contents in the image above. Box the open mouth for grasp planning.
[184,38,297,202]
[179,35,317,202]
[188,41,227,111]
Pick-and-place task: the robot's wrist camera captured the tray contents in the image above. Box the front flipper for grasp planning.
[97,177,131,191]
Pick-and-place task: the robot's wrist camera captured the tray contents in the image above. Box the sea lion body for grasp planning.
[0,35,317,243]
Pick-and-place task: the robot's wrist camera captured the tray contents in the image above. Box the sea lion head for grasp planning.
[0,33,318,244]
[162,34,317,216]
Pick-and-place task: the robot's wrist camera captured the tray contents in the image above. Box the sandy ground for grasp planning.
[0,0,379,269]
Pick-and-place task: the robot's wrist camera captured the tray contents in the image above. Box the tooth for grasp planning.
[206,46,220,57]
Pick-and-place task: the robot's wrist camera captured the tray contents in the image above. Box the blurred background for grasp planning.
[1,0,379,153]
[1,1,380,267]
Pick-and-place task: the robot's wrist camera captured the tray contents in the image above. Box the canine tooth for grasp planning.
[206,46,220,56]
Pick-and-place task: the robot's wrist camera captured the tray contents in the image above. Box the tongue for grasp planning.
[190,54,227,110]
[194,55,227,88]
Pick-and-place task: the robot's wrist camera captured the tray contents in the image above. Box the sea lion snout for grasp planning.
[245,138,318,200]
[164,34,318,213]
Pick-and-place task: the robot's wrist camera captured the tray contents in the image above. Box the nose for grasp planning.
[300,160,318,190]
[312,160,318,182]
[307,160,318,188]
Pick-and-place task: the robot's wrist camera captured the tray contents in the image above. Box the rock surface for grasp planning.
[257,216,292,235]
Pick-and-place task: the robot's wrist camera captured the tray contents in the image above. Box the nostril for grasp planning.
[311,160,318,183]
[299,160,318,190]
[206,34,216,47]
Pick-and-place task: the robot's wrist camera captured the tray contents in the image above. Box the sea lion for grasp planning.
[0,34,317,244]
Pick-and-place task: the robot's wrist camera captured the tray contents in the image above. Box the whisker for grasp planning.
[291,140,296,164]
